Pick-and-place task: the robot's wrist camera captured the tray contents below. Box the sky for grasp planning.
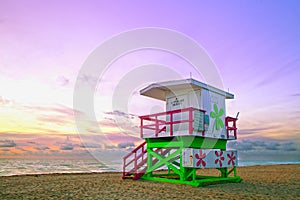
[0,0,299,163]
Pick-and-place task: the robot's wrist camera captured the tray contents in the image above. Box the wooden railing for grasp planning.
[122,141,147,179]
[139,107,238,139]
[139,107,206,138]
[225,116,238,139]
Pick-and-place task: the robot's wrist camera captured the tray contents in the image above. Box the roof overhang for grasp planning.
[140,78,234,101]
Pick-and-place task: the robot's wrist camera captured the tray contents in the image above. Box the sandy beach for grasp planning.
[1,164,299,199]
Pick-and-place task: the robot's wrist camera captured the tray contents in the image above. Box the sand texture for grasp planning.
[1,164,299,200]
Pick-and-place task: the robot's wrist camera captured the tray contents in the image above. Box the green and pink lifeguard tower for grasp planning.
[122,78,241,186]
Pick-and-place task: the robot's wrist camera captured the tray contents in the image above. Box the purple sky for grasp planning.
[0,1,299,161]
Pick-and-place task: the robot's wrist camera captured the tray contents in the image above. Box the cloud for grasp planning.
[29,104,86,127]
[56,136,77,151]
[50,104,82,116]
[281,142,297,151]
[0,96,13,105]
[105,133,140,143]
[78,74,98,87]
[80,143,101,149]
[60,143,74,150]
[256,58,299,87]
[36,115,71,125]
[0,140,16,147]
[253,140,267,147]
[117,142,135,149]
[35,146,49,151]
[228,139,299,152]
[56,75,69,86]
[97,115,140,137]
[228,140,255,151]
[101,110,140,135]
[29,127,61,134]
[104,144,117,150]
[238,126,280,135]
[104,110,137,119]
[26,141,50,151]
[265,142,280,150]
[290,93,300,97]
[99,117,117,127]
[0,148,10,152]
[21,104,83,117]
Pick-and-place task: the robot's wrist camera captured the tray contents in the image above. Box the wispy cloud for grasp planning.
[0,96,12,105]
[0,140,16,147]
[238,125,280,135]
[34,146,49,151]
[255,58,300,87]
[100,110,140,136]
[265,141,280,150]
[21,104,82,117]
[117,141,135,149]
[60,144,74,150]
[77,74,98,87]
[79,142,101,149]
[55,75,70,86]
[281,142,298,151]
[36,115,71,125]
[228,139,299,152]
[104,110,137,119]
[27,141,49,151]
[290,93,300,97]
[56,136,78,151]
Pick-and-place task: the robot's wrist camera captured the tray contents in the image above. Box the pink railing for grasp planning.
[139,107,206,138]
[225,116,238,139]
[140,107,238,139]
[122,142,173,180]
[122,141,147,179]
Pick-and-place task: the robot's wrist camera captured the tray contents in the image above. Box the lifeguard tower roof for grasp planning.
[140,78,234,101]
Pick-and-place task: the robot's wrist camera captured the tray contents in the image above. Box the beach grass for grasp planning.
[1,164,299,199]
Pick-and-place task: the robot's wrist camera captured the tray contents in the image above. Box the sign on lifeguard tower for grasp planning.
[122,78,241,187]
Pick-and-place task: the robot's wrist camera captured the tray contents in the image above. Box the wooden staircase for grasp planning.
[122,141,171,180]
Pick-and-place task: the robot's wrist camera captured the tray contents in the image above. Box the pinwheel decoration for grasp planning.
[210,103,224,133]
[195,149,206,167]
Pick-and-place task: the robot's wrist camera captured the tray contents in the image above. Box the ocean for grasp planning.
[1,158,299,176]
[0,158,120,176]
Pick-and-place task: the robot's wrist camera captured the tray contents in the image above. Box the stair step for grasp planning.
[133,173,145,180]
[122,175,134,179]
[122,171,146,180]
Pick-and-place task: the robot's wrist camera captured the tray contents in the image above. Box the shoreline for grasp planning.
[1,164,299,199]
[1,163,299,177]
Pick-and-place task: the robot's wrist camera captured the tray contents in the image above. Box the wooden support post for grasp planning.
[155,116,158,137]
[133,152,137,176]
[140,118,143,138]
[146,147,153,178]
[189,107,193,134]
[170,113,173,136]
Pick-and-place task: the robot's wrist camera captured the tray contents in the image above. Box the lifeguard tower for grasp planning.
[122,78,241,186]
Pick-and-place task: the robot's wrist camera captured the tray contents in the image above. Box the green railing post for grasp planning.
[146,146,153,178]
